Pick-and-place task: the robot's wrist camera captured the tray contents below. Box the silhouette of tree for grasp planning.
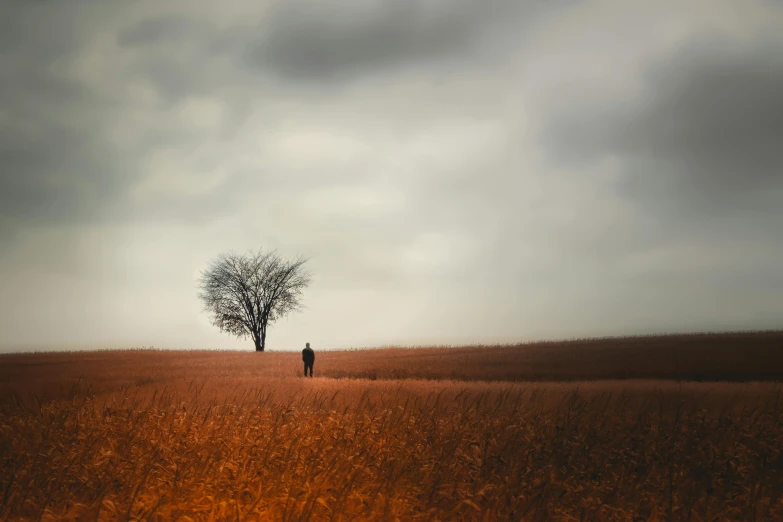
[198,250,311,352]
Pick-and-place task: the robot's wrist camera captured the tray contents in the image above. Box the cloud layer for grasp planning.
[1,0,782,351]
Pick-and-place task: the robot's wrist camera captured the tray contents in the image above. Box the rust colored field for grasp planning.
[4,332,783,395]
[2,332,783,520]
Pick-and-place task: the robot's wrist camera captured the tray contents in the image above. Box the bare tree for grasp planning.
[198,250,311,352]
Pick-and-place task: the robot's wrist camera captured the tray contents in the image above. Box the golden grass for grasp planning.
[2,332,783,520]
[4,331,783,395]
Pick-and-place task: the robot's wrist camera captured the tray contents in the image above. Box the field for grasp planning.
[2,332,783,521]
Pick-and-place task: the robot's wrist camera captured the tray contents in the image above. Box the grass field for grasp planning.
[2,331,783,521]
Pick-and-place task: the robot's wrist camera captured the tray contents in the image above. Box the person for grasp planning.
[302,342,315,377]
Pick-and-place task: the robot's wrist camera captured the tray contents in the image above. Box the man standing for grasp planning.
[302,342,315,377]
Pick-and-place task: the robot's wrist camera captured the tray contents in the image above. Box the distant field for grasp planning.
[2,331,783,520]
[2,331,783,400]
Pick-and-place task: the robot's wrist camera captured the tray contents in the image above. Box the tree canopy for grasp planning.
[198,250,311,351]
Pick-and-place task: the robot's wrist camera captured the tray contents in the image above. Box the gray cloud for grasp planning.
[0,3,253,238]
[623,39,783,201]
[0,76,125,229]
[116,15,207,48]
[544,34,783,213]
[1,0,783,351]
[244,0,566,81]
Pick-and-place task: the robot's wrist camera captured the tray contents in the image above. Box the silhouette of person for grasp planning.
[302,342,315,377]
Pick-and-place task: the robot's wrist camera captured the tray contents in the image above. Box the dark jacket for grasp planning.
[302,347,315,364]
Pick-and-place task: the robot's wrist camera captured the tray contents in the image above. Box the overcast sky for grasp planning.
[1,0,782,352]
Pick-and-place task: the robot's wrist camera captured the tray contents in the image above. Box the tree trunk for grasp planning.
[254,335,263,352]
[260,328,267,352]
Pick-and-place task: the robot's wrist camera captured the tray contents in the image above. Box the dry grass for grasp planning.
[2,332,783,520]
[4,332,783,397]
